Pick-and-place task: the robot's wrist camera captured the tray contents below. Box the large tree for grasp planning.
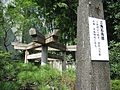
[0,2,15,51]
[5,0,77,44]
[104,0,120,42]
[103,0,120,79]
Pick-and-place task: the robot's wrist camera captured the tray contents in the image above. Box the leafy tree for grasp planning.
[7,0,42,43]
[104,0,120,42]
[5,0,78,44]
[35,0,78,44]
[104,1,120,79]
[0,2,16,51]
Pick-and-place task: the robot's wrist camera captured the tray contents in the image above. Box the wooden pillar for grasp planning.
[25,50,29,63]
[41,45,48,65]
[51,60,54,67]
[76,0,111,90]
[59,60,62,72]
[62,52,66,71]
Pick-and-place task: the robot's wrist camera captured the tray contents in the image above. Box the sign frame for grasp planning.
[89,17,109,61]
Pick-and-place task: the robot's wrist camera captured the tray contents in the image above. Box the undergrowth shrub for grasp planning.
[0,82,18,90]
[0,50,74,90]
[16,64,63,90]
[112,80,120,90]
[62,69,76,90]
[109,41,120,79]
[1,50,120,90]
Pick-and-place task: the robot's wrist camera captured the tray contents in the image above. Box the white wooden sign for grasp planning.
[89,17,109,61]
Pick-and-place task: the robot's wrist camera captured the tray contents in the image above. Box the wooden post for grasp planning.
[76,0,111,90]
[29,28,45,44]
[25,50,29,63]
[62,52,66,71]
[41,45,48,65]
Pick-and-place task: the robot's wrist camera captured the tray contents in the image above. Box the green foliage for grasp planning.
[0,82,18,90]
[2,0,78,51]
[62,69,76,90]
[104,1,120,42]
[4,0,77,44]
[0,51,14,81]
[0,52,76,90]
[63,68,76,81]
[16,64,62,90]
[111,80,120,90]
[0,3,3,25]
[104,0,120,83]
[109,41,120,79]
[0,2,15,51]
[0,51,11,59]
